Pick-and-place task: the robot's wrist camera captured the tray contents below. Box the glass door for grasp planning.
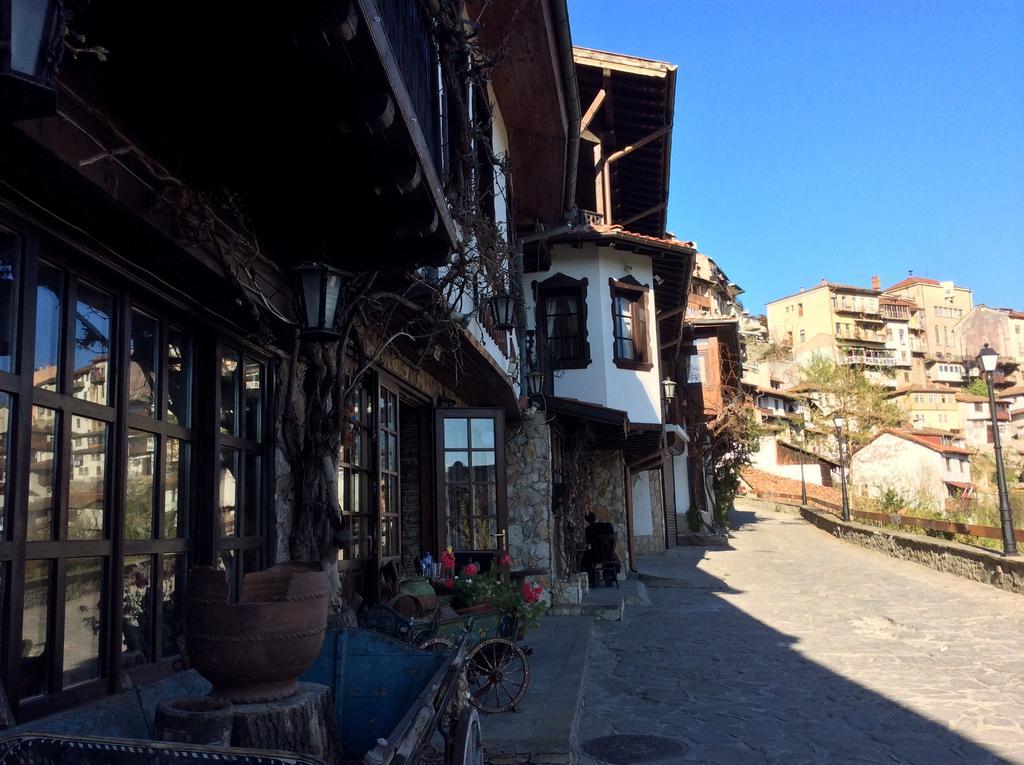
[435,409,507,572]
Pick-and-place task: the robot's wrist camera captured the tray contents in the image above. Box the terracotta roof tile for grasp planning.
[740,467,843,507]
[866,429,974,456]
[885,276,941,291]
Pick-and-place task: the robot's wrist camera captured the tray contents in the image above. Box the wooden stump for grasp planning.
[230,682,341,765]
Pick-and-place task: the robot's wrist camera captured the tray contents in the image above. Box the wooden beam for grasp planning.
[657,304,686,322]
[619,201,666,227]
[580,88,606,133]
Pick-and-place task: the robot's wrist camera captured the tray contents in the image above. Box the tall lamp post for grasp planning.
[798,426,808,505]
[833,415,851,522]
[978,344,1018,556]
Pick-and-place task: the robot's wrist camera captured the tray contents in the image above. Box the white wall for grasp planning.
[750,434,824,486]
[631,470,654,535]
[851,434,945,510]
[672,453,690,517]
[524,242,663,423]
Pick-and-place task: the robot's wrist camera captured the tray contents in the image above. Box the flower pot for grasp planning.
[185,562,328,703]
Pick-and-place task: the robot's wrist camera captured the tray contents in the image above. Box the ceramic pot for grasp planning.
[185,562,328,703]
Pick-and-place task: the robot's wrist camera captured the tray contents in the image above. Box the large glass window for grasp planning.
[0,232,263,721]
[436,410,505,553]
[216,345,267,601]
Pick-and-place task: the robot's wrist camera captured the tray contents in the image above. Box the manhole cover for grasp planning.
[582,734,687,764]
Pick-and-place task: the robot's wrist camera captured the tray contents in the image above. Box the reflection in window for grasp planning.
[0,236,18,373]
[63,557,103,687]
[68,418,107,540]
[0,393,10,536]
[20,560,50,698]
[73,283,112,406]
[441,417,498,550]
[543,293,582,361]
[244,361,262,441]
[161,554,187,658]
[125,430,155,539]
[34,263,63,392]
[167,328,192,426]
[121,555,152,667]
[220,353,240,436]
[217,549,236,602]
[28,406,57,541]
[243,452,260,537]
[219,447,239,537]
[165,439,188,539]
[128,310,159,417]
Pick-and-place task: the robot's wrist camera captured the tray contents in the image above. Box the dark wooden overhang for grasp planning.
[10,0,458,286]
[574,47,676,238]
[467,0,578,228]
[545,396,662,462]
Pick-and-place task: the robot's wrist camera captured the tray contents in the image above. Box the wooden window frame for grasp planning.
[0,216,274,721]
[609,277,653,372]
[534,273,590,371]
[434,408,507,558]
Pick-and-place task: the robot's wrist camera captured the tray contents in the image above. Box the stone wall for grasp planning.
[800,507,1024,595]
[506,412,554,590]
[632,468,667,557]
[587,450,629,572]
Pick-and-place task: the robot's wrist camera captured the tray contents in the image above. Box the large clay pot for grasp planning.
[185,562,328,703]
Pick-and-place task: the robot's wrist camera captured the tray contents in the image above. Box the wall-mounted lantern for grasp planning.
[661,376,677,403]
[2,0,66,121]
[294,262,350,342]
[488,292,515,331]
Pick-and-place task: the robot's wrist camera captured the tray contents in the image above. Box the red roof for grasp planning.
[866,429,974,456]
[885,276,941,291]
[740,467,843,507]
[553,223,697,254]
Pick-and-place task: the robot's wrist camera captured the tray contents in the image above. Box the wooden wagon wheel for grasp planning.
[450,707,484,765]
[419,637,456,653]
[465,638,530,714]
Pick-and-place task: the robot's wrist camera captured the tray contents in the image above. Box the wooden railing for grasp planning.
[753,490,1024,543]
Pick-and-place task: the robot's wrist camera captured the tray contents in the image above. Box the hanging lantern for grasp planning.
[526,366,544,396]
[294,262,349,342]
[1,0,66,121]
[488,292,515,331]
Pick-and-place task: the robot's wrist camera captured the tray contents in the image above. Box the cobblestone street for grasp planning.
[578,509,1024,764]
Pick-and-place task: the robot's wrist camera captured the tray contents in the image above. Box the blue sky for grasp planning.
[567,0,1024,315]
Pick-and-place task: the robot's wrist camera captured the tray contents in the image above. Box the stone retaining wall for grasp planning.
[800,506,1024,595]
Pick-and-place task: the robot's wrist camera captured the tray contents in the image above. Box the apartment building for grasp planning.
[687,252,744,319]
[955,306,1024,386]
[765,279,909,387]
[883,276,973,384]
[886,384,961,432]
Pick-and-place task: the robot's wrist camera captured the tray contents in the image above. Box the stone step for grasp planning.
[578,578,649,621]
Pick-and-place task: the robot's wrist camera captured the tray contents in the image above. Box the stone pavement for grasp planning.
[577,507,1024,764]
[484,615,592,764]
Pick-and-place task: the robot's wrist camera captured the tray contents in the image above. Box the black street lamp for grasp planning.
[294,262,350,342]
[833,415,851,522]
[798,426,808,505]
[977,344,1018,556]
[524,330,544,397]
[487,292,515,331]
[1,0,66,121]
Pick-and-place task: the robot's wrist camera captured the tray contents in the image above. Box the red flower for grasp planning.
[501,552,512,566]
[463,562,479,577]
[440,551,456,570]
[443,578,456,590]
[522,582,542,603]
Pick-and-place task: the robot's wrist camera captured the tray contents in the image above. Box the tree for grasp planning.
[797,356,906,454]
[964,377,989,397]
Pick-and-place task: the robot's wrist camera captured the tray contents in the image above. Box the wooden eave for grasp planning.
[574,47,676,238]
[468,0,575,226]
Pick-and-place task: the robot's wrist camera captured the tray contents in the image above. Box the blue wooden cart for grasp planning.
[300,626,481,765]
